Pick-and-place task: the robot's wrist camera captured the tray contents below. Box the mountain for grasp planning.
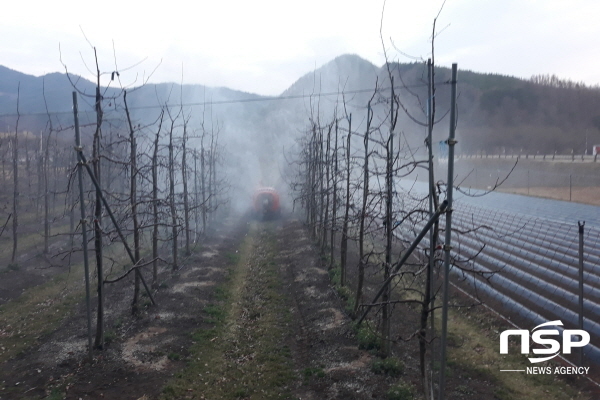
[277,55,600,155]
[1,55,600,156]
[283,54,380,96]
[0,66,98,114]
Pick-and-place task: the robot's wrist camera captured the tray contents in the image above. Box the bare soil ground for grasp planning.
[0,214,597,399]
[0,217,249,399]
[499,186,600,206]
[277,219,397,399]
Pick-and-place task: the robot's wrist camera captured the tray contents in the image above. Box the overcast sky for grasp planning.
[2,0,599,96]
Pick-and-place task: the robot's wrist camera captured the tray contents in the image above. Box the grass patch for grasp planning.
[214,286,228,301]
[113,317,123,330]
[0,221,70,263]
[46,387,65,400]
[225,251,241,265]
[328,265,341,285]
[371,357,404,376]
[7,263,20,271]
[0,227,162,366]
[327,263,358,316]
[438,303,587,400]
[386,381,414,400]
[0,263,86,363]
[233,388,249,398]
[302,366,325,380]
[191,327,217,343]
[356,321,381,351]
[453,384,475,396]
[203,304,226,324]
[104,330,116,345]
[336,285,352,301]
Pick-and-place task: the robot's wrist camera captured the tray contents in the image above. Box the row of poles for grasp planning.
[438,63,458,400]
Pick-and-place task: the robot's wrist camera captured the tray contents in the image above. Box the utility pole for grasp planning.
[439,63,458,400]
[72,92,93,361]
[578,221,585,367]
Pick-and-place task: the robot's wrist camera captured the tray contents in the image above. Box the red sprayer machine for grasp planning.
[252,186,281,219]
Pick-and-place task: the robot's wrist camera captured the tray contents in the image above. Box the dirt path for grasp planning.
[159,219,295,399]
[159,218,395,399]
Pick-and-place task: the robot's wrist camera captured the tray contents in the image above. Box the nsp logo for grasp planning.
[500,320,590,363]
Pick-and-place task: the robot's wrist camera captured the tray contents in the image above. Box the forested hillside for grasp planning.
[280,55,600,155]
[2,55,599,158]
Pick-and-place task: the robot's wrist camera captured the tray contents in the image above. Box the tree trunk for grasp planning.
[340,115,351,287]
[124,91,141,314]
[322,123,332,253]
[421,58,440,385]
[24,133,31,199]
[92,54,105,348]
[318,125,324,248]
[152,111,163,288]
[210,132,217,223]
[354,104,372,316]
[201,143,207,235]
[308,124,318,237]
[382,80,396,357]
[11,84,20,264]
[168,118,178,271]
[36,135,42,220]
[207,149,213,226]
[212,148,217,220]
[329,119,338,270]
[182,122,191,255]
[43,131,51,254]
[69,151,75,249]
[193,151,199,242]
